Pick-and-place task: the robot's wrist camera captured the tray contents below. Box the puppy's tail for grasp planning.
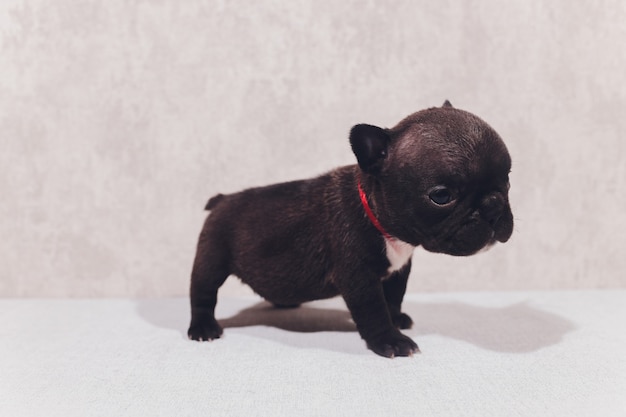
[205,194,225,211]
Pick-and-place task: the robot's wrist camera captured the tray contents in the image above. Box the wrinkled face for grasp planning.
[375,108,514,256]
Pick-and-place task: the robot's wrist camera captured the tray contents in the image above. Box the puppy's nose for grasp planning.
[479,194,504,226]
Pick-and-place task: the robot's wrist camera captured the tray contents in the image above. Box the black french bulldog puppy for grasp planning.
[188,101,513,358]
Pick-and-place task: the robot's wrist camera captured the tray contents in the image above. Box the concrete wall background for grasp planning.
[1,0,625,297]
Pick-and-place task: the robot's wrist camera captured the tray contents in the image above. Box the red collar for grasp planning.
[357,181,392,240]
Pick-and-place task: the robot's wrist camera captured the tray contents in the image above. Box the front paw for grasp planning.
[188,318,223,342]
[391,312,414,330]
[366,331,419,358]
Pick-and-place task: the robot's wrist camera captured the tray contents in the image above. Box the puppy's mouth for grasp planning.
[477,231,498,254]
[423,212,512,257]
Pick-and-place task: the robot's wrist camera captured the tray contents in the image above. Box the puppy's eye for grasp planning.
[428,186,453,205]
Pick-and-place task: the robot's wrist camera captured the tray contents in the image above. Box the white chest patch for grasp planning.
[384,237,415,275]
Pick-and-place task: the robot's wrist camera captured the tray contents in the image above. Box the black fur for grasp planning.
[188,102,513,358]
[349,124,390,174]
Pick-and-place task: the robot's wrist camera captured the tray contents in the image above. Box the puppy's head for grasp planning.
[350,101,513,256]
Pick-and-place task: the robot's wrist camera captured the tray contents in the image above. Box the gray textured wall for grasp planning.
[2,0,625,297]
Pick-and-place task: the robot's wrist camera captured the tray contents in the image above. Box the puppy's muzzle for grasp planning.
[475,193,513,244]
[479,194,505,226]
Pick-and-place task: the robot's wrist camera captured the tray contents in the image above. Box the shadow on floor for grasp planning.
[136,297,575,354]
[403,300,576,353]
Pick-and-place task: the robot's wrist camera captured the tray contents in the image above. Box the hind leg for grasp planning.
[188,222,230,341]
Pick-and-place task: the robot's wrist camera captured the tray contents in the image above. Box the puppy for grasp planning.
[188,101,513,358]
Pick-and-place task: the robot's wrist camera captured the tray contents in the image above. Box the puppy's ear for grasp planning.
[349,124,389,174]
[442,100,453,108]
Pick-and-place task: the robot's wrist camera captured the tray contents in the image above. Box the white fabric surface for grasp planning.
[1,290,625,417]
